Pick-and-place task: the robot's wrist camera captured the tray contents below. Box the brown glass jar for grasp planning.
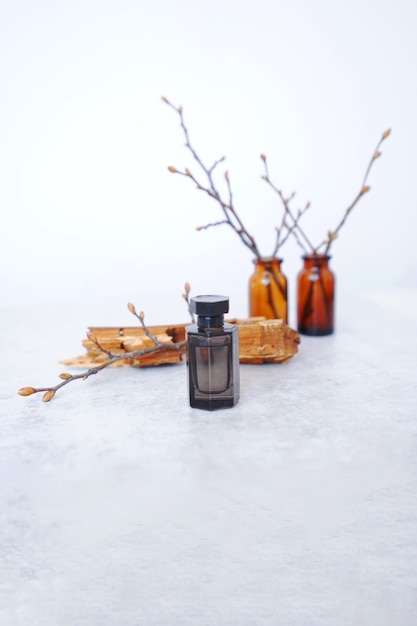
[249,257,288,322]
[297,254,335,335]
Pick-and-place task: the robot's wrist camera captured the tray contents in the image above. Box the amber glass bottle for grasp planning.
[297,254,335,336]
[249,257,288,322]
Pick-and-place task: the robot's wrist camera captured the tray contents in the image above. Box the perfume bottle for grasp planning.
[186,295,240,410]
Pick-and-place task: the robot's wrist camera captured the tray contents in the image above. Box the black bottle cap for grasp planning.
[190,295,229,317]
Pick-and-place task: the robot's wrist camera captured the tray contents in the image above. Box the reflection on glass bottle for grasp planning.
[187,295,240,410]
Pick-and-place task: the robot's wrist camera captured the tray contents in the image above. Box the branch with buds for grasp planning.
[163,97,390,260]
[260,153,315,255]
[182,281,195,323]
[262,129,391,254]
[18,297,189,402]
[163,96,282,259]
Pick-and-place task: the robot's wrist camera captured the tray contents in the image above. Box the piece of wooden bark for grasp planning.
[61,318,300,368]
[229,318,300,364]
[61,325,186,369]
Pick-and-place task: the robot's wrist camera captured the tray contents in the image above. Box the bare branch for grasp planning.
[18,292,191,402]
[277,201,311,253]
[209,156,226,174]
[261,155,315,254]
[182,281,195,323]
[164,98,390,258]
[321,129,391,254]
[163,96,262,258]
[196,220,230,230]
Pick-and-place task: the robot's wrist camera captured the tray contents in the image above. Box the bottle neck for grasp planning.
[303,254,330,269]
[197,314,224,330]
[254,256,282,271]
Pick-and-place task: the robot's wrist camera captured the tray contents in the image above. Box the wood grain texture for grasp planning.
[61,318,300,368]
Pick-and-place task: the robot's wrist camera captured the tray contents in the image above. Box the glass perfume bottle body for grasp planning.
[186,296,240,411]
[187,324,239,410]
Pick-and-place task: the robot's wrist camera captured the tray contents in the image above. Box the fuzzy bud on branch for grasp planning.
[42,390,56,402]
[17,386,36,396]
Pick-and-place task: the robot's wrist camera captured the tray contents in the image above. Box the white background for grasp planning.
[1,0,416,325]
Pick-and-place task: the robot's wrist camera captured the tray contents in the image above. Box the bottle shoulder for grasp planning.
[186,323,237,335]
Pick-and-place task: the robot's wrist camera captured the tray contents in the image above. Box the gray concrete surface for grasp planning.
[1,291,417,625]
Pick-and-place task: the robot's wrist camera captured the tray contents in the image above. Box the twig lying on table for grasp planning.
[17,301,187,402]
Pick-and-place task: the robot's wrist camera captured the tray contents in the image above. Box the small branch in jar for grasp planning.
[299,259,333,332]
[268,270,287,316]
[196,220,230,231]
[301,280,315,324]
[260,154,316,254]
[299,271,332,330]
[273,202,311,256]
[289,226,309,254]
[318,272,332,326]
[318,128,391,254]
[163,96,262,259]
[266,286,280,319]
